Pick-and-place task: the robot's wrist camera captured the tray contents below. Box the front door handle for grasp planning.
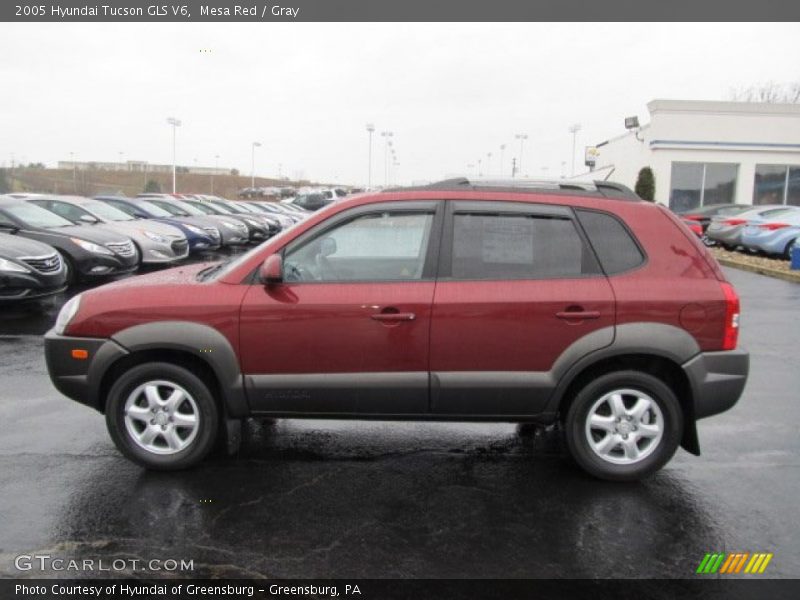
[556,310,601,320]
[371,312,416,322]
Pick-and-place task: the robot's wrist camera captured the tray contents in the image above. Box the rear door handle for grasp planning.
[556,310,601,320]
[371,312,416,322]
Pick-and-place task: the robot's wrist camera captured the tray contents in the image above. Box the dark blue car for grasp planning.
[94,196,222,252]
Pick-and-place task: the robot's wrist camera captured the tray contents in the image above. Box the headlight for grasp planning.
[0,257,30,273]
[143,231,168,243]
[244,218,261,227]
[55,294,82,335]
[70,238,113,255]
[184,225,205,235]
[222,221,239,230]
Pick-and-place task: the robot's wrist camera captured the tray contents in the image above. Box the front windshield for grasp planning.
[85,201,135,222]
[136,200,173,218]
[187,201,223,215]
[207,201,236,214]
[5,203,75,228]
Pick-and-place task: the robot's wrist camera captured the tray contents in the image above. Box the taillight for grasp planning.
[722,218,747,226]
[688,223,703,235]
[720,282,740,351]
[683,215,703,221]
[758,222,789,231]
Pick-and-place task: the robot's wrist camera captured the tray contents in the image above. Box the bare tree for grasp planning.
[730,80,800,103]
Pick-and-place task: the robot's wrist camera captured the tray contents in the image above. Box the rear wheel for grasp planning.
[784,239,796,260]
[105,362,219,470]
[565,371,682,482]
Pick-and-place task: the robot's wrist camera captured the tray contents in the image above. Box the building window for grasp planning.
[753,165,800,207]
[669,162,738,211]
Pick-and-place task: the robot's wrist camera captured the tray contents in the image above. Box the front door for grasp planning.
[240,201,442,415]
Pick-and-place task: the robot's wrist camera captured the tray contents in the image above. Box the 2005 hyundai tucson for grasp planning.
[45,179,749,481]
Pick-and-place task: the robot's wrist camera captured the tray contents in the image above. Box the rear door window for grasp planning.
[450,209,599,279]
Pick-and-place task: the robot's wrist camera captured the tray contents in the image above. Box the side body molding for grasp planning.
[105,321,248,417]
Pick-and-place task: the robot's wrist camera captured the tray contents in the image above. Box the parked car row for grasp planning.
[0,192,311,302]
[676,203,800,258]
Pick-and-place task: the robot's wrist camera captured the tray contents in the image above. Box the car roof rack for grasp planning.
[386,177,640,200]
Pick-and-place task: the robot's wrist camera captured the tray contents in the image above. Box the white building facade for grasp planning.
[588,100,800,211]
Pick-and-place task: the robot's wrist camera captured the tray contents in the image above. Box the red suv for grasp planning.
[45,179,749,481]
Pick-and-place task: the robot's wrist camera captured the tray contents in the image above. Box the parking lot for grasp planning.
[0,265,798,579]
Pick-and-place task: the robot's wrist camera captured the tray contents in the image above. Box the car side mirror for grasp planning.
[79,214,99,224]
[260,254,283,284]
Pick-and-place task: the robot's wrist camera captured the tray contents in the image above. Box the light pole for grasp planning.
[478,158,482,177]
[211,154,219,194]
[381,131,393,187]
[499,144,506,177]
[69,151,77,192]
[251,141,261,188]
[568,123,582,177]
[486,152,492,177]
[515,133,528,178]
[166,117,181,193]
[366,123,375,188]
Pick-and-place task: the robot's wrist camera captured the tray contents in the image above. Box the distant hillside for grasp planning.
[5,167,318,199]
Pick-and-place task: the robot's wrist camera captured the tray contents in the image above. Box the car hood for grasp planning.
[65,261,243,337]
[167,215,222,229]
[0,232,59,258]
[101,220,186,239]
[57,224,132,245]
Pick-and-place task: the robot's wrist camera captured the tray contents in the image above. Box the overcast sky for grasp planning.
[1,22,798,186]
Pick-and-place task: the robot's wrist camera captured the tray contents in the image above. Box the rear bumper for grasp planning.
[682,349,749,419]
[44,329,128,412]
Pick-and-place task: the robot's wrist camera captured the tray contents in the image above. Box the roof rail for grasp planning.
[387,177,639,200]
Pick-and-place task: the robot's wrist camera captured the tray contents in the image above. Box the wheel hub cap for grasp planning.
[123,380,199,456]
[584,388,664,466]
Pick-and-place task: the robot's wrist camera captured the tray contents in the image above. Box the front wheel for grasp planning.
[565,371,683,482]
[105,362,219,470]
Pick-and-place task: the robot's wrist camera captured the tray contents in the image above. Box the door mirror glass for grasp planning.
[260,254,283,284]
[79,214,99,224]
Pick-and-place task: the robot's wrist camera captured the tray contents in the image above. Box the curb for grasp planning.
[716,256,800,284]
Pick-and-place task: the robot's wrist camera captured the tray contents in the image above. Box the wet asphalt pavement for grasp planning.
[0,266,798,580]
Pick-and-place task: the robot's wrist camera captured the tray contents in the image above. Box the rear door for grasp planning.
[429,200,616,416]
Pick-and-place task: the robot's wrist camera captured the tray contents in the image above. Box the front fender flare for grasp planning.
[97,321,248,418]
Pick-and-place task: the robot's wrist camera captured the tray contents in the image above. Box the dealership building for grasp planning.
[585,99,800,211]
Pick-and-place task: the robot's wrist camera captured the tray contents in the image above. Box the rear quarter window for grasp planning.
[576,209,645,275]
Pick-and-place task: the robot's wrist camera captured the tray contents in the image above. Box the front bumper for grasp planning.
[0,269,68,301]
[44,329,128,412]
[682,349,749,419]
[139,239,190,264]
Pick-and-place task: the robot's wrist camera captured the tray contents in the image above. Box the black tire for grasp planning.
[564,370,683,482]
[784,239,796,260]
[105,362,219,470]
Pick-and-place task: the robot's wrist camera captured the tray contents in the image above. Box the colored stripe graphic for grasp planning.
[698,552,772,575]
[720,554,736,573]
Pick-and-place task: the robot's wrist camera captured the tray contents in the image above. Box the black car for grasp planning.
[180,198,272,244]
[0,196,139,283]
[0,232,68,301]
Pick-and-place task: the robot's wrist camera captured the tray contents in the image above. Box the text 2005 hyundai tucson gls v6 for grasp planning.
[45,179,749,481]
